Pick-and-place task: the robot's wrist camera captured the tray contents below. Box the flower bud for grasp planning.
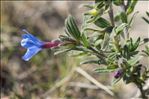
[89,9,98,16]
[114,69,123,79]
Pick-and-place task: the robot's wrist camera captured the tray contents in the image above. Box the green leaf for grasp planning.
[128,37,140,52]
[101,33,110,50]
[133,37,140,50]
[95,68,116,73]
[81,33,89,47]
[104,1,110,10]
[142,46,149,56]
[54,48,73,55]
[65,15,81,40]
[143,38,149,43]
[59,35,75,42]
[95,0,102,3]
[126,0,138,15]
[71,51,89,57]
[120,12,128,23]
[80,59,99,65]
[95,65,117,73]
[128,11,139,26]
[54,45,75,55]
[94,17,111,28]
[80,4,94,9]
[142,11,149,24]
[75,46,91,52]
[104,26,113,33]
[142,17,149,24]
[87,15,100,23]
[96,2,104,9]
[123,73,131,84]
[146,12,149,17]
[107,64,118,69]
[114,23,127,35]
[128,56,143,66]
[113,0,123,6]
[114,13,121,22]
[123,45,129,58]
[128,51,139,56]
[95,39,102,46]
[145,46,149,52]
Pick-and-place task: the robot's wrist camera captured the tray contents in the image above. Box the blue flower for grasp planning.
[21,29,44,61]
[21,29,61,61]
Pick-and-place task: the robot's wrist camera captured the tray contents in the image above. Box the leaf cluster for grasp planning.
[54,1,149,97]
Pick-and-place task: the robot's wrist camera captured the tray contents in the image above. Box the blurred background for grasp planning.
[1,1,148,99]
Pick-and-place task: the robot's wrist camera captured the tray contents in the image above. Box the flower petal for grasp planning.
[22,46,42,61]
[21,38,35,48]
[21,31,44,47]
[22,29,43,44]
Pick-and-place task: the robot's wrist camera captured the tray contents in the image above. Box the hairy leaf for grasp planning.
[65,15,81,40]
[81,33,89,47]
[113,0,123,6]
[114,23,127,35]
[94,17,111,28]
[95,65,117,73]
[101,33,110,50]
[126,0,138,15]
[128,56,143,66]
[80,59,99,65]
[142,17,149,24]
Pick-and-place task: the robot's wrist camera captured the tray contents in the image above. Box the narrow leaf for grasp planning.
[128,56,143,66]
[113,0,123,6]
[80,59,99,65]
[95,66,116,73]
[146,11,149,17]
[81,33,89,47]
[126,0,138,15]
[120,12,128,23]
[94,17,111,28]
[128,11,139,26]
[101,33,110,50]
[65,15,81,40]
[142,17,149,24]
[54,47,74,55]
[115,23,127,35]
